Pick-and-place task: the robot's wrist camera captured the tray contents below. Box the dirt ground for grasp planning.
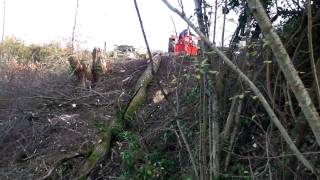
[0,57,148,178]
[0,56,189,179]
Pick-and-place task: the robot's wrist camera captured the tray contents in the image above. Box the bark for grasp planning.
[126,54,162,117]
[194,0,206,55]
[91,47,107,87]
[224,98,243,170]
[161,0,315,173]
[68,54,92,88]
[77,54,161,179]
[222,97,238,141]
[210,86,220,178]
[212,0,218,43]
[247,0,320,148]
[221,0,227,47]
[78,128,112,179]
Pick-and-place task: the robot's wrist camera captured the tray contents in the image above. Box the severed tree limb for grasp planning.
[247,0,320,147]
[133,0,172,110]
[76,54,162,180]
[77,127,112,179]
[161,0,315,173]
[125,54,162,117]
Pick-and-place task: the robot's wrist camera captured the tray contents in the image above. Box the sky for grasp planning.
[0,0,237,51]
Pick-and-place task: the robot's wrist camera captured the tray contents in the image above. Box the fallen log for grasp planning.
[77,54,162,179]
[126,54,162,116]
[77,127,112,179]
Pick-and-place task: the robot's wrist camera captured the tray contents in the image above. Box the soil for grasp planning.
[0,56,190,179]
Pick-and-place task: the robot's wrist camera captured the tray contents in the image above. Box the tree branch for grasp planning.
[161,0,315,173]
[247,0,320,163]
[71,0,79,52]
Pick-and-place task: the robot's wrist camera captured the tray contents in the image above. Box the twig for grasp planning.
[170,16,178,39]
[248,158,255,180]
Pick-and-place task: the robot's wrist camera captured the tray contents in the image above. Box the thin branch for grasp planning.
[133,0,153,66]
[1,0,5,42]
[71,0,79,52]
[307,0,320,107]
[170,16,178,38]
[247,0,320,172]
[161,0,315,173]
[176,119,200,179]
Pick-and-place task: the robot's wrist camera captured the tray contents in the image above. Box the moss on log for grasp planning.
[77,54,162,179]
[78,127,112,179]
[126,54,162,117]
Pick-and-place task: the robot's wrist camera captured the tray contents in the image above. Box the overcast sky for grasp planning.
[0,0,237,51]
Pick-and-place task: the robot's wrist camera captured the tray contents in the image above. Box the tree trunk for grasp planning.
[221,0,227,47]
